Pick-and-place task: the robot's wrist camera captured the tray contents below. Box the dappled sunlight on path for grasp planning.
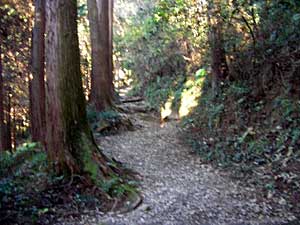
[70,101,294,225]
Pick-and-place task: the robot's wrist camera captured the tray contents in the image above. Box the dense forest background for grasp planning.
[0,0,299,224]
[116,0,300,214]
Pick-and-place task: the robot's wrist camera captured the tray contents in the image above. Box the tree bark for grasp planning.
[108,0,114,95]
[4,92,12,151]
[0,39,6,151]
[12,104,16,150]
[45,0,114,179]
[88,0,114,111]
[207,0,229,95]
[30,0,46,144]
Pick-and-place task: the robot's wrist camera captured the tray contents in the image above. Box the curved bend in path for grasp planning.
[83,112,293,225]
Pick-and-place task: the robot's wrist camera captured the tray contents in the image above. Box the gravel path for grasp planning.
[72,108,295,225]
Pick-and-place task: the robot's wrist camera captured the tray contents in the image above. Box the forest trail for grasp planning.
[79,101,293,225]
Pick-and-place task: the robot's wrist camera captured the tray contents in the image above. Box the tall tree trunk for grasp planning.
[12,104,16,150]
[207,0,228,95]
[0,39,6,151]
[30,0,46,143]
[45,0,114,179]
[87,0,114,111]
[4,92,12,151]
[108,0,114,96]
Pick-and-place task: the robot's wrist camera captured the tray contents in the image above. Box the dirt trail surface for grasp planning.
[75,102,295,225]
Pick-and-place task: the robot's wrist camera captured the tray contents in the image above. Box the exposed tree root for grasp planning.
[120,97,144,104]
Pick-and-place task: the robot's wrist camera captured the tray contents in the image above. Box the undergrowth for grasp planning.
[0,141,138,224]
[143,75,186,111]
[87,106,134,135]
[182,80,300,213]
[115,0,300,216]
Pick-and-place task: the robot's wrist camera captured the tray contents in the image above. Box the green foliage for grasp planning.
[145,76,183,110]
[186,82,300,165]
[115,0,300,213]
[99,110,120,121]
[183,77,300,212]
[87,106,120,131]
[87,106,120,124]
[87,106,133,135]
[208,103,224,130]
[195,69,207,79]
[77,2,87,17]
[0,141,45,179]
[0,142,42,177]
[99,175,137,197]
[17,142,39,152]
[0,142,49,223]
[115,0,207,104]
[227,82,250,96]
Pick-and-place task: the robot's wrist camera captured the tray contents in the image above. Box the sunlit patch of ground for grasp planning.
[178,77,204,118]
[114,68,134,97]
[160,68,206,120]
[160,95,175,120]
